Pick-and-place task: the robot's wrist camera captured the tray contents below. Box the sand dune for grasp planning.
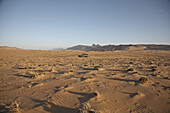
[0,49,169,113]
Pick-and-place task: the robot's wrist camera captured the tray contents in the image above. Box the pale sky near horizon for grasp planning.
[0,0,170,50]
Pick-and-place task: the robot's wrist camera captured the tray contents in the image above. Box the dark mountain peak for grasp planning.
[67,44,170,51]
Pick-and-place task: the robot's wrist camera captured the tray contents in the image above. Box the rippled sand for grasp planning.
[0,49,169,113]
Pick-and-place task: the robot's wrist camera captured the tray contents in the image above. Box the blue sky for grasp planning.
[0,0,170,49]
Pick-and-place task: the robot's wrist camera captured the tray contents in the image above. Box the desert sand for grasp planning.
[0,49,169,113]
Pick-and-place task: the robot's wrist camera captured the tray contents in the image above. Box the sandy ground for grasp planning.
[0,49,170,113]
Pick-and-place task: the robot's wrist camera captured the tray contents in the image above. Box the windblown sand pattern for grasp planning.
[0,49,169,113]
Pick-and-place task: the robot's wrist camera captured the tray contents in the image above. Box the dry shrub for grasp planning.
[24,65,36,69]
[50,68,55,72]
[32,73,46,79]
[78,102,100,113]
[28,71,46,79]
[127,68,134,71]
[94,66,105,71]
[139,77,148,84]
[0,101,20,113]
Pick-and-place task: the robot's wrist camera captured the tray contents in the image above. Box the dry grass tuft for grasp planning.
[94,65,105,71]
[0,101,20,113]
[127,68,134,71]
[24,65,36,69]
[78,102,100,113]
[28,71,46,79]
[50,68,56,72]
[139,77,148,84]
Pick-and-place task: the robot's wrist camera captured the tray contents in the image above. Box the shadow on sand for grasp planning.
[68,91,96,103]
[107,69,128,73]
[13,74,32,78]
[83,67,96,71]
[108,78,139,85]
[31,99,77,113]
[122,92,138,98]
[30,91,96,113]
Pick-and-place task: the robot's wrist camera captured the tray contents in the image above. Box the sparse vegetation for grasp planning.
[139,77,148,84]
[0,102,20,113]
[127,68,134,71]
[78,102,99,113]
[27,71,46,78]
[50,67,56,72]
[24,65,36,69]
[0,49,169,113]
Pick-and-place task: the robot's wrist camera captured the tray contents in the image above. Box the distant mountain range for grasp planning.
[0,46,21,50]
[52,48,65,50]
[67,44,170,51]
[1,44,170,51]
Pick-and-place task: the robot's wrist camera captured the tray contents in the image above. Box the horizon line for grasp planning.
[0,43,170,50]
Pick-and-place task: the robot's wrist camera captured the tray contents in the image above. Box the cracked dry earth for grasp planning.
[0,49,170,113]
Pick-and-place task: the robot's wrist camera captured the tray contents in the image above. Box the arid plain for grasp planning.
[0,49,170,113]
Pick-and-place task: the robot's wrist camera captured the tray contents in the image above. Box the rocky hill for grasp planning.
[0,46,21,50]
[67,44,170,51]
